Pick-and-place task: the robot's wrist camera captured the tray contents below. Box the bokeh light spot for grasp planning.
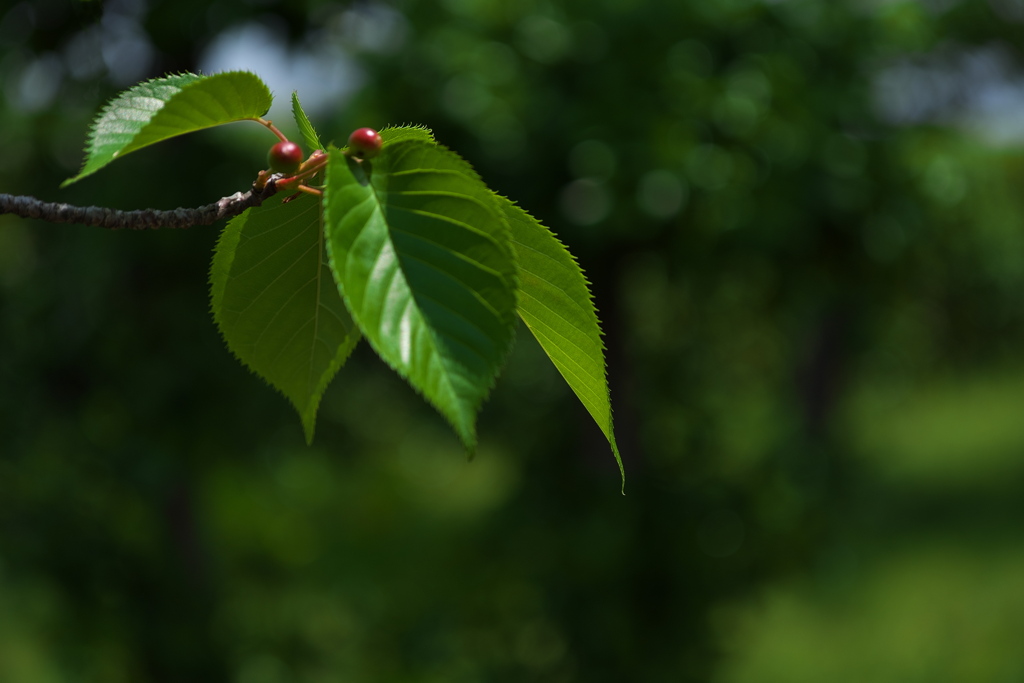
[560,179,612,225]
[636,169,688,219]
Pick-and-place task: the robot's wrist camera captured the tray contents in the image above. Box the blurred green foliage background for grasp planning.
[4,0,1024,680]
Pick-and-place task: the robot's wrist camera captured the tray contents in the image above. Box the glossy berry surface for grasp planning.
[268,141,303,173]
[347,128,383,159]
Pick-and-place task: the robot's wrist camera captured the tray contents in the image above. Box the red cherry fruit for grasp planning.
[268,140,303,173]
[347,128,383,159]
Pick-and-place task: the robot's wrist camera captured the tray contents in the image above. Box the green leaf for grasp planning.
[499,197,624,489]
[210,192,360,443]
[379,125,436,147]
[323,141,518,450]
[291,92,322,153]
[64,71,273,187]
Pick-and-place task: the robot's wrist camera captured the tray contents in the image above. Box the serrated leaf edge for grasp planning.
[499,194,624,491]
[209,197,359,443]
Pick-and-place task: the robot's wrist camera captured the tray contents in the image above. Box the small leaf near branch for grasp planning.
[64,71,273,187]
[291,92,323,154]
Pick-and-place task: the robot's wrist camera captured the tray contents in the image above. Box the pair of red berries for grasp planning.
[266,128,384,174]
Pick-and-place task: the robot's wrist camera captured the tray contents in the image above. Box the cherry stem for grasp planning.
[251,117,289,142]
[276,154,329,188]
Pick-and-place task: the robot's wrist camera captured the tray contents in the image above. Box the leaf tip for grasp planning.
[301,411,317,446]
[609,430,625,492]
[443,407,478,458]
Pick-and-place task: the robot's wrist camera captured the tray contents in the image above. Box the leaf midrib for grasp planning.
[369,173,473,421]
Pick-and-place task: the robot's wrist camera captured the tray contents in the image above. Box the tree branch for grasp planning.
[0,179,281,230]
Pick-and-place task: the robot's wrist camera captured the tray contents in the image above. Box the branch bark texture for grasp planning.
[0,180,279,230]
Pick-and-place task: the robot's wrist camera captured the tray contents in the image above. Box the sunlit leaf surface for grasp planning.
[323,141,518,449]
[64,71,272,186]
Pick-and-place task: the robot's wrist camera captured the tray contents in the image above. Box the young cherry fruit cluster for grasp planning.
[264,127,384,199]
